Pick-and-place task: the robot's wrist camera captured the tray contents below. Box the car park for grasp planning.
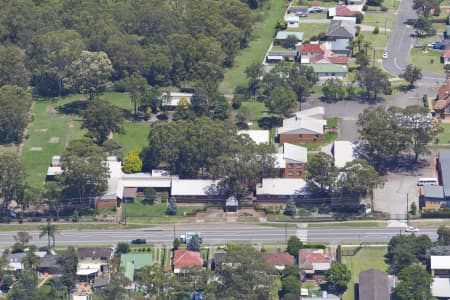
[405,226,419,233]
[131,238,146,244]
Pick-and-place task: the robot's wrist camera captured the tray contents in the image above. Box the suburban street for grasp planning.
[0,224,439,246]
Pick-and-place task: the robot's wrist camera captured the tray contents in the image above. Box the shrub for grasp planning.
[123,149,143,173]
[355,13,364,24]
[30,217,41,222]
[373,26,379,34]
[161,192,168,203]
[117,242,130,254]
[72,210,79,222]
[362,4,368,11]
[380,6,388,11]
[276,18,287,30]
[421,209,450,218]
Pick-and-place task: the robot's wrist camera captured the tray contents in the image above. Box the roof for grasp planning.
[78,248,113,260]
[311,1,321,6]
[283,143,308,163]
[299,43,325,54]
[116,172,176,199]
[311,63,348,73]
[267,50,297,58]
[333,141,357,168]
[298,249,332,271]
[93,275,109,288]
[173,250,203,270]
[446,25,450,34]
[171,179,220,196]
[288,6,308,13]
[439,151,450,197]
[277,116,326,135]
[39,255,60,269]
[275,31,304,41]
[432,277,450,298]
[76,262,101,275]
[295,107,325,118]
[327,56,349,64]
[121,253,153,281]
[358,269,390,300]
[256,178,307,195]
[443,49,450,58]
[161,92,193,107]
[335,4,359,16]
[47,166,63,176]
[262,252,295,267]
[225,196,238,206]
[431,255,450,269]
[437,79,450,101]
[327,19,356,39]
[238,130,270,144]
[424,185,444,199]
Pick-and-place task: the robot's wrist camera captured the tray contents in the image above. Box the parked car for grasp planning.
[308,7,323,13]
[405,226,419,233]
[428,41,443,49]
[382,50,388,59]
[131,238,146,244]
[414,43,424,48]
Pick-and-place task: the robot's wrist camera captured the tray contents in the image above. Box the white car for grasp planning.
[382,50,388,59]
[405,226,419,233]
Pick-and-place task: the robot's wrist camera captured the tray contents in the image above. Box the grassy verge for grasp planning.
[437,123,450,145]
[219,0,287,94]
[308,221,386,228]
[0,222,149,232]
[342,247,388,300]
[409,48,444,74]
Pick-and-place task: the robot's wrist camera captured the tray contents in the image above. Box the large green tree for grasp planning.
[81,99,124,145]
[357,67,390,100]
[0,45,30,88]
[0,152,26,211]
[305,152,338,194]
[437,225,450,245]
[325,263,351,296]
[322,78,346,102]
[57,246,78,291]
[337,159,381,197]
[123,72,150,121]
[7,265,39,300]
[399,64,423,88]
[391,265,433,300]
[39,221,57,249]
[0,85,32,144]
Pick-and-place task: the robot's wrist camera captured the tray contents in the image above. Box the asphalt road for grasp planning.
[0,224,439,246]
[383,0,416,76]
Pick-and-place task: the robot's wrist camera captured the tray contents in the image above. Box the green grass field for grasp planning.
[113,122,151,155]
[219,0,287,94]
[438,123,450,145]
[342,247,388,300]
[409,48,444,74]
[289,23,329,40]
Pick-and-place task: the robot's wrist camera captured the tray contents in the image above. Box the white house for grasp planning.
[161,92,193,108]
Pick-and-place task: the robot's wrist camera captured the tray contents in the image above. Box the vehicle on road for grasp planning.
[405,226,419,233]
[417,177,438,186]
[382,50,388,59]
[131,238,146,244]
[180,232,202,244]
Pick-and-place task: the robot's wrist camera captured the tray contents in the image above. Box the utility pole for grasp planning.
[285,221,287,242]
[406,193,409,224]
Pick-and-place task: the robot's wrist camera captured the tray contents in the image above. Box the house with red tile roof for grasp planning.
[329,5,360,17]
[443,49,450,65]
[263,252,295,270]
[298,249,332,279]
[311,1,321,7]
[299,43,325,57]
[172,249,203,274]
[435,78,450,119]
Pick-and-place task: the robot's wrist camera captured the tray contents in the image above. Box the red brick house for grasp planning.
[435,79,450,119]
[274,143,308,178]
[263,252,295,270]
[298,248,332,279]
[277,107,327,144]
[172,250,203,274]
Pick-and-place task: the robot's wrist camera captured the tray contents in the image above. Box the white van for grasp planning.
[417,178,438,186]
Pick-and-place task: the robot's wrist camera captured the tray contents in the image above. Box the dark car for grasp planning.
[131,238,146,244]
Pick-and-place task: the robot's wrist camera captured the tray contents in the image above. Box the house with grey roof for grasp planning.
[255,178,307,203]
[420,151,450,209]
[326,19,356,55]
[358,269,391,300]
[274,31,304,46]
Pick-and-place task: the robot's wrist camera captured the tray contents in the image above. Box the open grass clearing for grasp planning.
[113,122,151,155]
[240,101,268,122]
[409,48,444,74]
[219,0,287,94]
[342,247,388,300]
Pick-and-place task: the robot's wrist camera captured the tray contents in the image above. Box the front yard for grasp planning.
[409,48,444,74]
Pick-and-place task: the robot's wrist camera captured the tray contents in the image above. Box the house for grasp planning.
[211,251,227,271]
[256,178,307,203]
[93,275,109,291]
[121,253,153,281]
[420,151,450,208]
[161,92,193,109]
[238,130,270,144]
[332,141,358,168]
[274,143,308,178]
[266,50,298,63]
[172,249,203,274]
[77,248,113,280]
[262,252,295,270]
[445,25,450,39]
[431,256,450,299]
[443,50,450,64]
[287,6,309,17]
[299,43,325,59]
[311,63,348,80]
[432,278,450,299]
[225,196,238,212]
[326,19,356,55]
[274,31,304,45]
[3,253,26,271]
[298,248,332,278]
[328,5,360,18]
[434,79,450,119]
[276,107,327,143]
[38,254,61,275]
[358,269,390,300]
[170,179,223,203]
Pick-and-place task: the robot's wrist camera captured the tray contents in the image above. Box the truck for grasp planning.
[180,232,202,244]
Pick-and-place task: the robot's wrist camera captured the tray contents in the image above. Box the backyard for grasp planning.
[342,247,388,300]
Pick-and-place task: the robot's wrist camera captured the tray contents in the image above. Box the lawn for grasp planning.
[342,247,388,300]
[409,48,444,74]
[219,0,287,94]
[241,101,268,122]
[289,23,329,40]
[113,122,151,155]
[438,123,450,145]
[297,132,338,151]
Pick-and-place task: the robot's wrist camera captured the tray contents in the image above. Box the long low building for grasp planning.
[256,178,307,203]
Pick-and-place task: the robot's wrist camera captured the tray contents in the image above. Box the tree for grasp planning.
[265,84,297,117]
[386,234,432,274]
[123,149,142,173]
[143,187,156,204]
[413,16,433,36]
[6,265,38,300]
[284,198,297,216]
[305,152,338,194]
[57,246,78,291]
[44,182,63,220]
[245,62,264,99]
[322,79,346,102]
[0,152,26,211]
[0,85,33,144]
[123,72,149,121]
[325,263,351,296]
[0,45,30,88]
[437,225,450,245]
[135,264,167,297]
[391,265,432,300]
[357,67,390,100]
[280,35,299,49]
[39,221,57,249]
[216,243,275,299]
[23,248,40,271]
[337,160,382,198]
[81,99,124,145]
[286,236,303,257]
[280,274,301,297]
[187,234,201,251]
[116,243,130,255]
[355,52,369,67]
[166,196,177,215]
[64,50,114,100]
[173,238,181,250]
[399,64,423,88]
[95,271,130,300]
[59,139,109,200]
[409,202,418,216]
[13,232,32,247]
